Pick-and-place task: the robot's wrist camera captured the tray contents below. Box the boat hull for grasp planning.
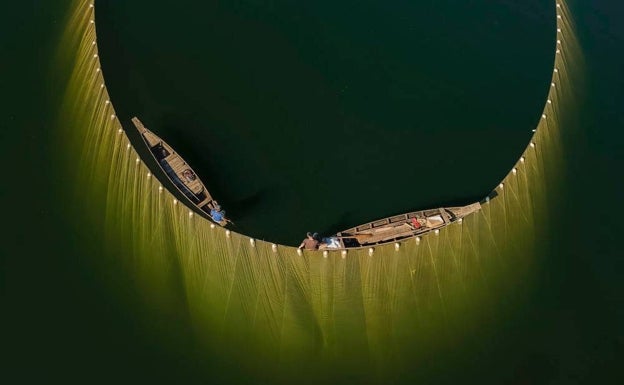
[131,117,227,226]
[335,203,481,248]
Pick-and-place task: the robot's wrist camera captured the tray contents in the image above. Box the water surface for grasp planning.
[96,0,554,244]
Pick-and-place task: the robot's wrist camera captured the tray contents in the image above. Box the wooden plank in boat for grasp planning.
[423,209,439,217]
[167,155,185,169]
[390,214,406,223]
[132,118,161,147]
[439,208,451,223]
[356,223,372,232]
[186,180,204,194]
[359,223,414,244]
[372,219,389,228]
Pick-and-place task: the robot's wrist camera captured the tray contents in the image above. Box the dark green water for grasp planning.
[3,0,623,384]
[96,0,553,244]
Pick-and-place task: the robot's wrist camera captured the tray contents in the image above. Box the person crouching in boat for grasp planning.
[182,169,197,182]
[298,232,319,250]
[210,203,228,226]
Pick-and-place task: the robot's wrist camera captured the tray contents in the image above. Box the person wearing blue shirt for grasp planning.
[210,208,224,223]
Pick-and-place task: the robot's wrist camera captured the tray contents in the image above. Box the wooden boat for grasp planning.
[131,117,228,226]
[334,202,481,248]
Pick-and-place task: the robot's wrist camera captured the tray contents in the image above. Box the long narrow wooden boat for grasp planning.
[131,117,227,226]
[333,202,481,248]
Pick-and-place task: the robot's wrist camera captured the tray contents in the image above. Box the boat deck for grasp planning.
[164,154,204,195]
[337,203,480,247]
[131,117,217,212]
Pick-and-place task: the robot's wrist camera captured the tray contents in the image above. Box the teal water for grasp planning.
[3,0,623,384]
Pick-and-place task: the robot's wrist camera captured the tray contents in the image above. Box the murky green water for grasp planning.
[3,0,623,384]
